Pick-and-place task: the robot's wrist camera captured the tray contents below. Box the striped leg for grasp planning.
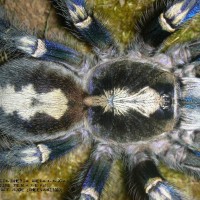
[152,41,200,77]
[166,40,200,65]
[124,148,184,200]
[169,130,200,150]
[53,0,117,57]
[68,143,115,200]
[151,133,200,178]
[131,0,200,55]
[0,15,84,68]
[0,131,87,170]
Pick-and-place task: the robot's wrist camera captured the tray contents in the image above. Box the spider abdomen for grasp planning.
[0,58,86,142]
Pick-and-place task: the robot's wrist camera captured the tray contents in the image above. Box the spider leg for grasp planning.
[130,0,200,55]
[53,0,117,58]
[173,61,200,77]
[124,146,184,200]
[68,143,116,200]
[150,133,200,178]
[151,40,200,78]
[166,40,200,64]
[0,130,89,170]
[188,61,200,78]
[0,15,86,68]
[169,130,200,150]
[162,40,200,78]
[144,38,200,77]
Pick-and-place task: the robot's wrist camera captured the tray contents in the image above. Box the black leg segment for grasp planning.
[125,159,184,200]
[67,144,115,200]
[53,0,116,52]
[132,0,200,55]
[0,132,84,170]
[0,15,84,66]
[151,132,200,179]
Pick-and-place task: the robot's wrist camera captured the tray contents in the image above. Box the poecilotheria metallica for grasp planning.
[0,0,200,199]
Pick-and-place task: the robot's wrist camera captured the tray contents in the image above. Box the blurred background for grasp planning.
[0,0,200,199]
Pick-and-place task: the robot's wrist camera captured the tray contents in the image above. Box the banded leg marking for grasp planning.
[124,153,184,200]
[12,36,84,66]
[78,144,114,200]
[0,132,84,169]
[132,0,200,54]
[0,17,84,66]
[54,0,116,53]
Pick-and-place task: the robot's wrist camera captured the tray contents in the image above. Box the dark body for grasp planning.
[0,1,200,200]
[0,57,177,143]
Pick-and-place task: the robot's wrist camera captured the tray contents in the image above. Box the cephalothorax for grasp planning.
[0,0,200,199]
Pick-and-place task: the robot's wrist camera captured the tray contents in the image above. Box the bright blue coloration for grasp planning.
[193,150,200,157]
[185,104,196,109]
[183,1,200,23]
[58,0,114,49]
[153,182,182,199]
[182,96,200,109]
[165,0,200,27]
[184,97,193,102]
[43,40,83,65]
[66,0,85,12]
[68,0,84,6]
[82,162,111,194]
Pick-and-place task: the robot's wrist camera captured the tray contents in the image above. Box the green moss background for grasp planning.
[0,0,200,200]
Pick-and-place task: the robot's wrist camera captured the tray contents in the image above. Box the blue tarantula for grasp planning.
[0,0,200,199]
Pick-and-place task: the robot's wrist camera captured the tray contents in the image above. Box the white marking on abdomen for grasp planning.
[0,84,68,120]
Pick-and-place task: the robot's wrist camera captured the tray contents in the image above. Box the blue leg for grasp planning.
[54,0,116,54]
[73,144,114,200]
[169,130,200,150]
[151,136,200,179]
[185,40,200,62]
[124,150,184,200]
[0,132,84,170]
[156,40,200,77]
[80,160,111,200]
[0,17,84,67]
[166,39,200,66]
[132,0,200,55]
[17,37,84,66]
[173,0,200,24]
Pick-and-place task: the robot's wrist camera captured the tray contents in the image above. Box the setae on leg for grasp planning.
[0,15,84,67]
[131,0,200,55]
[53,0,117,57]
[124,146,184,200]
[0,131,87,170]
[67,143,116,200]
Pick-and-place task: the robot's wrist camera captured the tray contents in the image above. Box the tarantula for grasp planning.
[0,0,200,199]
